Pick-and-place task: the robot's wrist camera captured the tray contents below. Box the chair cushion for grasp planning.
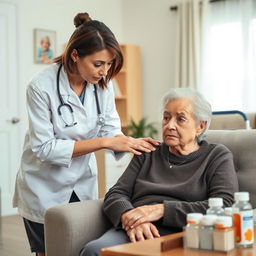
[206,129,256,208]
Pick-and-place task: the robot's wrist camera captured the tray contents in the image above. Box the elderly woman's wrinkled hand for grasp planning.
[121,204,164,231]
[127,223,160,242]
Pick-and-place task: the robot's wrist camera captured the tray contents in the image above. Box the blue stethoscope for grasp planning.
[57,64,105,127]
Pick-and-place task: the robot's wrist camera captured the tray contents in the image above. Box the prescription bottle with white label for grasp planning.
[232,192,254,248]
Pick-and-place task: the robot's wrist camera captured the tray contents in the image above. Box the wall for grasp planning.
[122,0,178,133]
[2,0,123,142]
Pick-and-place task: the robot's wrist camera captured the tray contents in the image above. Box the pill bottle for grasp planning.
[207,198,224,216]
[213,216,235,252]
[184,213,203,249]
[232,192,254,248]
[199,215,217,250]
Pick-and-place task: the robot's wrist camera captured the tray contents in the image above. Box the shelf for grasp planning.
[115,44,142,127]
[115,96,126,100]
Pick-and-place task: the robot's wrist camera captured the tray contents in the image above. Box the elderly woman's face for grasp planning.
[162,98,204,149]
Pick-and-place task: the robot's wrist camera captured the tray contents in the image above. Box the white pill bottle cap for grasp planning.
[186,213,203,224]
[215,216,233,228]
[200,215,217,226]
[234,192,249,201]
[208,197,223,207]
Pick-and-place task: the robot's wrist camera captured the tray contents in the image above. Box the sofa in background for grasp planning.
[44,129,256,256]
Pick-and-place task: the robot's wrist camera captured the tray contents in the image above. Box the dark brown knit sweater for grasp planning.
[103,141,239,230]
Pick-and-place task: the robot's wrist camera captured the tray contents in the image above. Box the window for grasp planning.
[200,1,256,112]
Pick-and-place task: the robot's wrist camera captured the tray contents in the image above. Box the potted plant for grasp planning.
[127,118,158,139]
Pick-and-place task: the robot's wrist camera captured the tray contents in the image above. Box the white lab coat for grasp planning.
[13,64,123,223]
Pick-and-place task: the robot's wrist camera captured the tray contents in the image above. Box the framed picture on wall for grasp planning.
[34,28,56,64]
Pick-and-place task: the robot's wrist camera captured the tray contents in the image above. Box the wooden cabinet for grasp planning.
[96,44,142,198]
[114,44,142,129]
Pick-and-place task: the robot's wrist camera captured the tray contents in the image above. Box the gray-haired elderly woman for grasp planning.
[80,88,238,256]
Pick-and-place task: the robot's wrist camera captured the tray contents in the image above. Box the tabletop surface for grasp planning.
[101,231,256,256]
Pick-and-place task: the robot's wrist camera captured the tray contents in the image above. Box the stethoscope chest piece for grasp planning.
[97,114,105,126]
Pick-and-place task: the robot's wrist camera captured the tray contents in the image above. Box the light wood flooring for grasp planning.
[0,215,32,256]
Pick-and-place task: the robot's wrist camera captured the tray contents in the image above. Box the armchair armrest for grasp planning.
[45,199,111,256]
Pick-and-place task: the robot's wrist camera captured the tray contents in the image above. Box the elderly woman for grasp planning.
[80,88,238,256]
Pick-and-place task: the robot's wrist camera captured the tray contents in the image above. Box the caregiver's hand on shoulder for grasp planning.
[121,204,164,231]
[103,135,160,155]
[127,223,160,242]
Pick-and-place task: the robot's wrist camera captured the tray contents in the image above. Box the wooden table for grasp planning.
[101,232,256,256]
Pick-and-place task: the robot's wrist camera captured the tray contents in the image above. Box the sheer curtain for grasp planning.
[174,0,209,88]
[200,0,256,112]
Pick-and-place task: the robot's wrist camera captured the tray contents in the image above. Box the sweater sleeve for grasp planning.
[103,154,144,227]
[162,148,238,228]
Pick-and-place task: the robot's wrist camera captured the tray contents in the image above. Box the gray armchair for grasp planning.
[45,129,256,256]
[45,199,110,256]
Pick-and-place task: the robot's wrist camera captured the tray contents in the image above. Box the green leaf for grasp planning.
[126,118,158,139]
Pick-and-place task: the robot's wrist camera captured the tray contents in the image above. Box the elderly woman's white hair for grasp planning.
[162,88,212,142]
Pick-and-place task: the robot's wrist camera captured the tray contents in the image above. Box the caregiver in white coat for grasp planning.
[13,12,159,256]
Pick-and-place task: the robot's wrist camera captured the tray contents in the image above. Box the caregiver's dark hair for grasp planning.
[54,12,123,88]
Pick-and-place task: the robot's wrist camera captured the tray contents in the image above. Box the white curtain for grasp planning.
[174,0,209,88]
[200,0,256,112]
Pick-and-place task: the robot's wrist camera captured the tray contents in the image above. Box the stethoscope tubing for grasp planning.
[56,64,104,127]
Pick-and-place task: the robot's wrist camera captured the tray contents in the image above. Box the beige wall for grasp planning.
[122,0,177,130]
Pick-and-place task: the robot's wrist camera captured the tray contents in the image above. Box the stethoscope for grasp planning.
[56,64,105,127]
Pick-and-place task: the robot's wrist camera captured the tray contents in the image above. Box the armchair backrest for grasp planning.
[210,113,256,129]
[206,129,256,208]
